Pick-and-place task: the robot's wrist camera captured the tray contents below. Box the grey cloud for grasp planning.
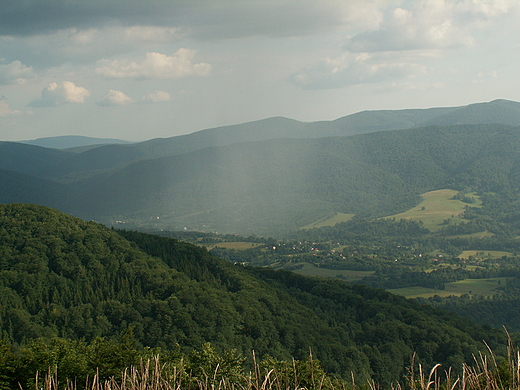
[0,60,37,84]
[344,0,518,53]
[0,0,364,39]
[0,0,177,36]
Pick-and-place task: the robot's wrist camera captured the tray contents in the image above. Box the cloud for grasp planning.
[0,99,21,117]
[97,90,136,106]
[0,1,386,39]
[28,81,90,107]
[0,60,37,84]
[291,52,427,89]
[96,49,212,79]
[142,91,171,103]
[345,0,518,52]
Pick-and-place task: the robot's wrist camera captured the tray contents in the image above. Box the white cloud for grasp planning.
[345,0,518,52]
[473,70,499,83]
[95,49,212,79]
[0,60,37,85]
[28,81,90,107]
[291,52,427,89]
[142,91,171,103]
[0,99,21,117]
[122,26,180,43]
[98,90,136,106]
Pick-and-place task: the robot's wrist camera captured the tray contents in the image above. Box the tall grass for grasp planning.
[32,337,520,390]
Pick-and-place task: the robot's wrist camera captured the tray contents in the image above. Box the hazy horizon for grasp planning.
[1,0,519,142]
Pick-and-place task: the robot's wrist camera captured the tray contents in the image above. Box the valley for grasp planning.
[1,100,520,388]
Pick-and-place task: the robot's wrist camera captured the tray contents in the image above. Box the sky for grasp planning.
[0,0,519,142]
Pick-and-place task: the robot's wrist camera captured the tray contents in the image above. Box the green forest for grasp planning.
[1,102,520,388]
[0,204,508,388]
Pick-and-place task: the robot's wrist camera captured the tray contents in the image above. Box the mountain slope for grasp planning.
[0,204,504,385]
[423,99,520,127]
[95,99,520,161]
[3,100,519,184]
[0,142,74,177]
[0,169,67,208]
[66,123,519,234]
[2,102,520,235]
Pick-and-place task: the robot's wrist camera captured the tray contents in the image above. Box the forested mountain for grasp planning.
[69,123,520,234]
[0,204,505,385]
[0,142,73,177]
[1,100,520,235]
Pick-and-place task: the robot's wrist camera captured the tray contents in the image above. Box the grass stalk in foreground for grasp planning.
[31,336,520,390]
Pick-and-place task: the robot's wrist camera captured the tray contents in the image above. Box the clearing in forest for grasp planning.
[301,213,355,230]
[458,250,513,260]
[291,262,374,282]
[385,189,481,231]
[388,277,510,298]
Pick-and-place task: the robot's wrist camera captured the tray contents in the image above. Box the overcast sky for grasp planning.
[1,0,519,142]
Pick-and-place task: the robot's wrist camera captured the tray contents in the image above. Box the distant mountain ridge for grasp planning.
[1,99,520,234]
[20,135,132,150]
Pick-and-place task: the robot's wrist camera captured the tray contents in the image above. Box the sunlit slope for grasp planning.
[0,204,504,384]
[69,124,520,234]
[386,189,482,231]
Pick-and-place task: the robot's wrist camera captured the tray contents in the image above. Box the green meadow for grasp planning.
[301,213,355,230]
[386,189,482,231]
[291,262,374,282]
[389,277,510,298]
[458,250,513,260]
[207,242,263,250]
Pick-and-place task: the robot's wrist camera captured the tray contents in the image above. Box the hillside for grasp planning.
[0,100,519,235]
[0,142,74,177]
[5,99,518,181]
[0,204,505,385]
[70,123,520,234]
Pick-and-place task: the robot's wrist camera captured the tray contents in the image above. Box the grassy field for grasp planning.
[386,189,481,231]
[447,230,495,239]
[291,262,374,282]
[389,277,510,298]
[206,242,263,250]
[458,250,513,260]
[301,213,355,230]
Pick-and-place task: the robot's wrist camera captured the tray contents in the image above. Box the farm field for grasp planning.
[388,277,510,298]
[386,189,482,231]
[291,262,374,282]
[447,230,495,239]
[206,242,263,250]
[301,213,355,230]
[458,250,513,260]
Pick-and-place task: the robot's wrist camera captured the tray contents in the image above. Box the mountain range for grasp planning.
[2,99,520,235]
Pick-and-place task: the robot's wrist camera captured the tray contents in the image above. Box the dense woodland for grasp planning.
[0,204,508,388]
[2,101,520,388]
